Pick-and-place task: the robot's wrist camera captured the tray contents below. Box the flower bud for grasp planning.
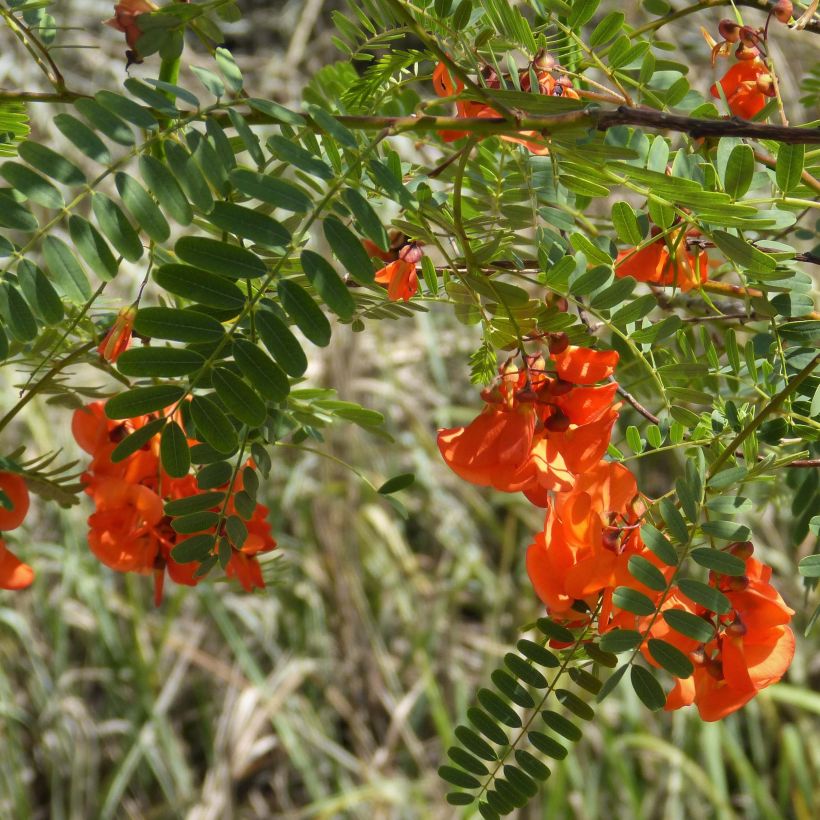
[533,49,556,72]
[545,410,570,432]
[548,332,569,355]
[773,1,793,23]
[718,19,740,42]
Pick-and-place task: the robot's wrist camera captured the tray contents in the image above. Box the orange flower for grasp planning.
[616,235,708,292]
[374,243,423,301]
[0,539,34,590]
[0,471,30,531]
[710,59,774,119]
[526,461,657,620]
[662,549,795,721]
[438,347,621,497]
[98,306,136,363]
[104,0,157,52]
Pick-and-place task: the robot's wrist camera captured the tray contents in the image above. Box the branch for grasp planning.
[327,109,820,144]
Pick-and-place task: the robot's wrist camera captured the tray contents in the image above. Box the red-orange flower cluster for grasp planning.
[655,547,794,721]
[0,471,32,590]
[711,59,775,120]
[73,402,277,603]
[432,55,579,154]
[438,342,620,498]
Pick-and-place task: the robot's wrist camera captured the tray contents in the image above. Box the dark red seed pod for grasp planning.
[773,0,793,23]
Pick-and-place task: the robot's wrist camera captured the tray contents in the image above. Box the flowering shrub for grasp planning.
[0,0,817,813]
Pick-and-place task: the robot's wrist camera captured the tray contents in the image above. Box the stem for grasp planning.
[708,353,819,475]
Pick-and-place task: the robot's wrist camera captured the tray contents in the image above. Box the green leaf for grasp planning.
[568,668,602,695]
[589,10,624,46]
[116,346,205,377]
[536,618,574,643]
[190,395,239,454]
[196,461,234,489]
[232,339,290,402]
[630,665,666,711]
[342,188,388,251]
[0,284,38,341]
[647,638,694,678]
[711,231,775,274]
[377,473,414,494]
[477,689,521,729]
[323,216,375,285]
[106,385,184,419]
[134,306,225,343]
[306,104,357,148]
[599,629,642,653]
[541,711,581,742]
[662,609,715,643]
[723,144,754,199]
[528,731,567,759]
[17,140,85,186]
[160,421,191,478]
[505,653,547,689]
[153,264,246,311]
[0,192,37,231]
[1,161,63,208]
[266,134,333,180]
[690,547,746,576]
[94,89,156,129]
[74,98,134,145]
[568,0,600,28]
[16,260,63,325]
[438,766,481,790]
[467,707,508,745]
[641,524,678,565]
[677,578,731,614]
[115,172,170,243]
[775,143,804,193]
[255,308,308,377]
[798,554,820,578]
[700,520,751,542]
[555,690,594,721]
[138,154,194,226]
[454,726,497,761]
[175,236,267,280]
[230,168,310,212]
[516,639,560,668]
[68,216,118,281]
[627,555,667,591]
[611,586,657,615]
[491,669,534,708]
[275,280,330,347]
[53,113,111,164]
[514,750,550,781]
[595,664,628,702]
[212,366,267,427]
[207,201,290,248]
[92,193,144,262]
[660,499,689,544]
[611,201,643,245]
[42,236,92,302]
[164,141,214,213]
[164,491,224,516]
[171,533,216,564]
[301,249,356,321]
[447,747,488,776]
[110,417,166,462]
[504,765,538,798]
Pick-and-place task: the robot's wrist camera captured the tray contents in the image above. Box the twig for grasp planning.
[615,382,661,424]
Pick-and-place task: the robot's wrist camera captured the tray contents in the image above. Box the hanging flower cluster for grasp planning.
[364,234,425,302]
[707,7,793,119]
[438,340,794,720]
[73,402,277,604]
[432,50,579,154]
[0,471,32,590]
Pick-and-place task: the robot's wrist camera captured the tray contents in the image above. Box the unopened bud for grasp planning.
[727,541,754,559]
[718,19,740,42]
[773,0,793,23]
[548,332,569,355]
[735,42,759,60]
[545,410,570,432]
[398,242,424,265]
[533,48,556,72]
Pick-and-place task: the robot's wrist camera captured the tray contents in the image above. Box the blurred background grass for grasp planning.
[1,1,819,818]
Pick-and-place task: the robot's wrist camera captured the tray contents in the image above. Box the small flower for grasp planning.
[0,471,30,532]
[710,59,775,119]
[0,539,33,590]
[104,0,157,62]
[374,242,423,301]
[616,233,708,292]
[98,306,136,363]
